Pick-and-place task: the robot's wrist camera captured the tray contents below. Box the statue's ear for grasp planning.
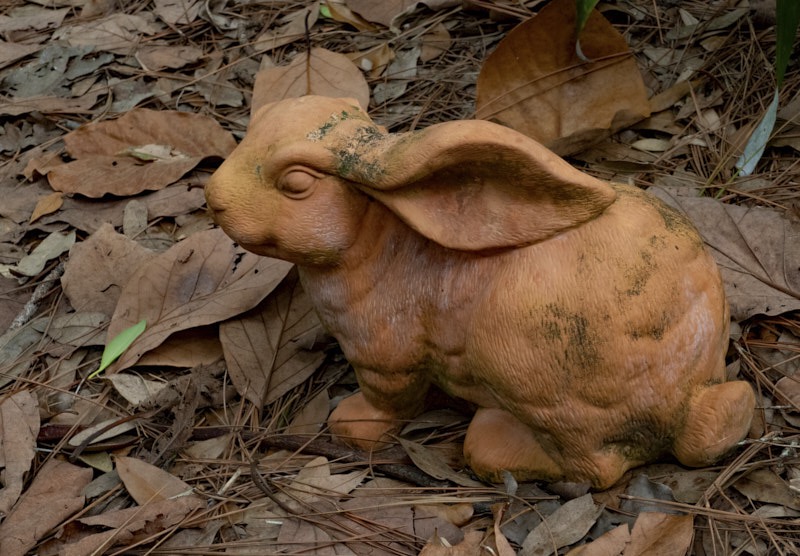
[341,120,616,251]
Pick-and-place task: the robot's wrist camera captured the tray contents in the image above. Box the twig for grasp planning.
[8,261,65,331]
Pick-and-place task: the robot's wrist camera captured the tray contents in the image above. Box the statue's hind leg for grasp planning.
[673,381,755,467]
[464,407,566,484]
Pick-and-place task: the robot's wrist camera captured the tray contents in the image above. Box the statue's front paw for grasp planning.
[328,392,401,450]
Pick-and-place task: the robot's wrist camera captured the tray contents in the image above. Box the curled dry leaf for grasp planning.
[220,268,325,405]
[251,47,370,116]
[650,186,800,320]
[28,191,62,223]
[47,109,236,198]
[253,2,319,53]
[567,523,630,555]
[106,227,293,373]
[476,0,650,155]
[0,459,92,556]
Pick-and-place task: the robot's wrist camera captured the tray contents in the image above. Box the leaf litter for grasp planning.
[0,1,799,555]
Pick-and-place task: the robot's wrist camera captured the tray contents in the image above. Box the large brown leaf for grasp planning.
[107,228,293,373]
[0,459,92,556]
[47,109,236,197]
[650,186,800,320]
[475,0,650,155]
[220,268,325,405]
[251,47,369,116]
[0,391,40,515]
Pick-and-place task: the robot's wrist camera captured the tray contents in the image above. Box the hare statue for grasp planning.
[205,95,755,489]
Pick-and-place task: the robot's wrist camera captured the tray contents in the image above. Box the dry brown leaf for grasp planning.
[220,268,325,405]
[345,0,459,28]
[285,389,331,435]
[107,228,293,373]
[135,44,204,71]
[135,326,223,368]
[40,182,206,234]
[733,468,800,510]
[52,12,161,53]
[396,437,484,488]
[649,186,800,320]
[117,456,202,504]
[0,390,40,514]
[520,494,603,556]
[567,523,630,555]
[47,109,236,198]
[623,512,693,556]
[153,0,200,25]
[475,0,650,155]
[492,504,518,556]
[0,41,41,70]
[253,3,319,53]
[65,496,204,555]
[324,0,378,31]
[0,91,102,117]
[346,42,395,79]
[0,459,92,556]
[28,191,62,223]
[251,47,370,116]
[421,22,451,62]
[61,223,156,316]
[419,530,484,556]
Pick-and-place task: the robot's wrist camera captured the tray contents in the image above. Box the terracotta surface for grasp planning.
[206,96,755,489]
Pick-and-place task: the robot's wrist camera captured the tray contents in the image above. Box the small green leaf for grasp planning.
[576,0,601,35]
[776,0,800,88]
[89,319,146,379]
[319,4,332,18]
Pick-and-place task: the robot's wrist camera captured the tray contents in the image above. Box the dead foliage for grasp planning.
[0,0,799,555]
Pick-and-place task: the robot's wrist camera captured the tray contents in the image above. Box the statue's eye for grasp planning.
[277,169,318,199]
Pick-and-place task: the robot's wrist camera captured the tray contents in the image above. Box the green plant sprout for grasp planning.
[736,0,800,175]
[88,319,146,379]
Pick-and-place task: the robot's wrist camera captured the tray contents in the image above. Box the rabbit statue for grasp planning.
[205,95,755,489]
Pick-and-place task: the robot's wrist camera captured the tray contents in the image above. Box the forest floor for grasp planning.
[1,1,800,555]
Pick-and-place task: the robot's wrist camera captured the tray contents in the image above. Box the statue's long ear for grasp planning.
[339,120,616,251]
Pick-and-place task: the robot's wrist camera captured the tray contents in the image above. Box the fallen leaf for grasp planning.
[655,469,719,504]
[253,3,319,53]
[285,389,331,435]
[135,326,224,368]
[0,40,41,70]
[0,6,69,34]
[345,0,459,29]
[649,186,800,320]
[15,229,75,277]
[107,373,170,406]
[566,523,630,555]
[106,228,293,373]
[62,223,156,316]
[419,530,484,556]
[520,494,603,556]
[373,46,420,104]
[153,0,200,25]
[47,109,236,198]
[32,311,108,346]
[421,22,451,62]
[134,44,204,71]
[29,191,63,223]
[52,12,162,53]
[65,496,204,555]
[0,390,40,514]
[41,182,207,234]
[346,42,395,77]
[68,417,137,447]
[323,0,378,31]
[117,456,200,504]
[733,468,800,510]
[220,268,325,405]
[0,459,92,556]
[251,47,369,116]
[476,0,650,155]
[397,437,484,488]
[623,512,693,556]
